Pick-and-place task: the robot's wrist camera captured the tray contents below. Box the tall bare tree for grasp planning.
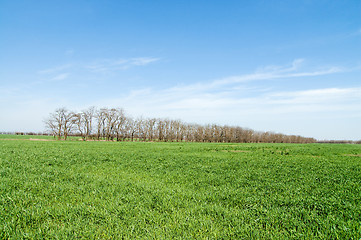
[83,106,95,140]
[44,108,75,140]
[73,113,86,140]
[44,118,57,139]
[114,108,126,141]
[96,108,107,140]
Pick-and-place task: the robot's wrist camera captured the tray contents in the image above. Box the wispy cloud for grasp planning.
[38,64,73,74]
[112,86,361,115]
[38,57,160,76]
[37,65,71,84]
[65,49,74,56]
[35,56,161,85]
[266,87,361,110]
[212,59,343,87]
[130,57,160,66]
[255,58,305,73]
[164,59,345,94]
[50,73,69,81]
[84,57,160,73]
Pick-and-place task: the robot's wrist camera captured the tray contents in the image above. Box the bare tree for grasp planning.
[44,108,75,140]
[114,108,126,141]
[44,118,57,139]
[135,117,146,141]
[96,108,107,140]
[73,113,86,140]
[157,118,165,141]
[82,106,95,140]
[72,107,95,141]
[145,118,157,141]
[104,108,119,141]
[126,117,136,141]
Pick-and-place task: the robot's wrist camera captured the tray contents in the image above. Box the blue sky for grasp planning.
[1,0,360,140]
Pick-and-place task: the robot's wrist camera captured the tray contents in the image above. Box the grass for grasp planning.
[0,134,82,141]
[0,134,54,140]
[0,137,360,239]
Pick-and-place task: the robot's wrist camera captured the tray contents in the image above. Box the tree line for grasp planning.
[44,107,316,143]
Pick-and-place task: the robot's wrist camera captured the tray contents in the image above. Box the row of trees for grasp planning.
[44,107,316,143]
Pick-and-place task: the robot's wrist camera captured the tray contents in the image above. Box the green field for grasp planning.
[1,136,360,239]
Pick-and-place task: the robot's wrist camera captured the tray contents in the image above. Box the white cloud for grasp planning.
[37,57,160,76]
[269,87,360,103]
[265,87,361,113]
[50,73,69,81]
[98,59,355,107]
[65,49,74,56]
[38,64,73,74]
[84,57,160,73]
[109,86,361,115]
[130,57,160,66]
[255,58,304,73]
[159,59,345,95]
[213,61,343,87]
